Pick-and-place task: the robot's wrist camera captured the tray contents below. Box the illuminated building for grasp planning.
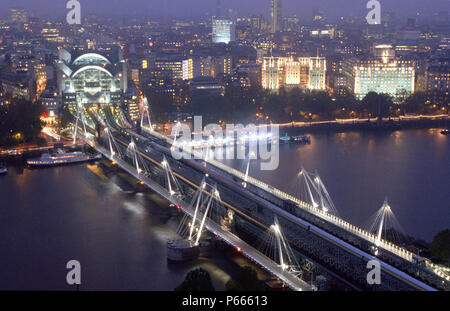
[343,45,416,100]
[41,27,65,44]
[0,72,34,101]
[426,65,450,104]
[309,57,327,90]
[236,64,262,86]
[183,58,194,80]
[262,57,281,91]
[189,77,224,96]
[56,48,140,125]
[285,58,301,85]
[9,8,27,24]
[212,19,235,44]
[262,56,326,92]
[214,54,232,78]
[38,87,61,119]
[270,0,282,33]
[154,56,184,80]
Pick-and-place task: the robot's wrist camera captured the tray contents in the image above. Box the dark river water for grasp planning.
[221,128,450,243]
[0,128,448,290]
[0,163,239,290]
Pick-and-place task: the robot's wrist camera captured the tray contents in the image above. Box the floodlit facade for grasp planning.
[309,57,327,90]
[57,48,140,124]
[343,45,415,100]
[262,56,326,92]
[262,57,282,91]
[212,19,236,44]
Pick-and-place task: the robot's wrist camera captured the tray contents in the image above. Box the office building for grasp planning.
[270,0,282,33]
[262,56,326,92]
[343,45,415,100]
[212,19,236,44]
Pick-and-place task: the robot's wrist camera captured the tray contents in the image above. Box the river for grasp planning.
[0,128,448,290]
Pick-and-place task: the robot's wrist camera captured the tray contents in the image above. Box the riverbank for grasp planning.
[276,115,449,135]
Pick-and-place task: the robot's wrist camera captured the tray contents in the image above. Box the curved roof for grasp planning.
[72,65,113,78]
[72,53,112,65]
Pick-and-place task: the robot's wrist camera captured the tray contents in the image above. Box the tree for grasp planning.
[429,229,450,264]
[361,92,393,119]
[225,266,266,291]
[403,92,427,115]
[0,97,43,147]
[175,268,215,291]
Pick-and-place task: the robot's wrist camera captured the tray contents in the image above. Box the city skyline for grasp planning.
[0,0,449,294]
[1,0,449,19]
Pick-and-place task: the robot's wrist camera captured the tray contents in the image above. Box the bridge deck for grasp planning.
[84,137,313,291]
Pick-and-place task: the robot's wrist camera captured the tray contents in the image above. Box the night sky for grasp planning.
[1,0,449,19]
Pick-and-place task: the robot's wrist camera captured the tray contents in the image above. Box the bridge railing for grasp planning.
[148,128,416,262]
[141,127,450,283]
[82,134,312,291]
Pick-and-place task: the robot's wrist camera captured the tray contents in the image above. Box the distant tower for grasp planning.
[9,7,27,24]
[270,0,282,34]
[216,0,221,18]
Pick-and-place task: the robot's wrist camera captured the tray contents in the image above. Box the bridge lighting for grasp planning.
[139,181,145,185]
[137,168,142,174]
[170,190,176,195]
[236,246,242,252]
[176,204,181,209]
[112,161,117,165]
[271,224,280,234]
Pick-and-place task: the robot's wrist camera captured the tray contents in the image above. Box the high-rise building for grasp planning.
[343,45,415,100]
[212,19,236,44]
[270,0,282,33]
[9,8,27,24]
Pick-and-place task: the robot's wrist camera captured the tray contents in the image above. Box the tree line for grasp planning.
[145,84,447,125]
[0,98,43,147]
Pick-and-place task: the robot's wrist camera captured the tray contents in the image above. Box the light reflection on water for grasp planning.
[219,128,450,242]
[0,163,234,290]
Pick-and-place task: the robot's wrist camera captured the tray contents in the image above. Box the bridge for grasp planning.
[70,100,449,291]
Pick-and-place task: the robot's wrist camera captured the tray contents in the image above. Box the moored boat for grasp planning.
[279,134,311,144]
[27,149,102,167]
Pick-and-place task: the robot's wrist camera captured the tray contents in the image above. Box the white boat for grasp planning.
[27,149,102,167]
[0,167,7,174]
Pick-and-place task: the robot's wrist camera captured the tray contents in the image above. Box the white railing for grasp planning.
[139,126,450,282]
